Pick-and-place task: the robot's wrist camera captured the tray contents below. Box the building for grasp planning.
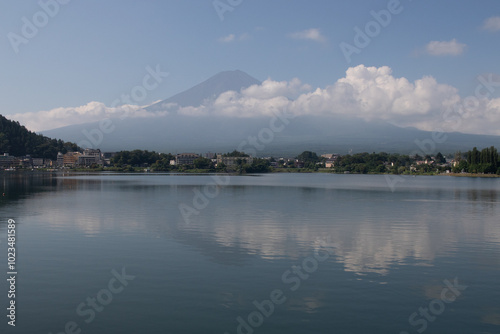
[325,159,336,168]
[175,153,200,166]
[83,148,101,159]
[294,160,304,168]
[77,155,98,166]
[0,154,17,168]
[62,152,81,167]
[18,156,33,168]
[57,152,64,167]
[416,160,434,165]
[216,155,253,167]
[32,158,45,167]
[203,152,216,159]
[78,149,102,166]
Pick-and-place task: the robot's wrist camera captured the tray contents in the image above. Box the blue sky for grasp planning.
[1,0,499,133]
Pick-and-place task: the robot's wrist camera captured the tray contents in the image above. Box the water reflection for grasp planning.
[482,309,500,325]
[2,173,500,334]
[5,173,500,276]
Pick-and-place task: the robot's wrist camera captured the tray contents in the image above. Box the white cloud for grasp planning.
[218,33,251,43]
[175,77,311,118]
[289,28,327,44]
[425,39,466,56]
[242,77,311,99]
[482,16,500,32]
[218,34,235,43]
[181,65,500,135]
[10,66,500,136]
[289,65,461,123]
[8,102,154,132]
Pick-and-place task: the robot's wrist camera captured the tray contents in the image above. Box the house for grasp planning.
[322,154,339,168]
[325,159,336,168]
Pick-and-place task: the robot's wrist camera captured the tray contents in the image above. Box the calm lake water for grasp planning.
[0,172,499,334]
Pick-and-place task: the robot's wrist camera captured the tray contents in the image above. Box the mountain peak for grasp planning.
[147,70,260,111]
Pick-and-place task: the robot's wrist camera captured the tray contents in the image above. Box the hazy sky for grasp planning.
[1,0,500,134]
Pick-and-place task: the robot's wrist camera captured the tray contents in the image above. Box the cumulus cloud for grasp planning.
[482,16,500,32]
[242,77,311,99]
[174,77,311,118]
[10,65,500,136]
[289,28,327,44]
[425,39,466,56]
[288,66,462,128]
[177,65,500,135]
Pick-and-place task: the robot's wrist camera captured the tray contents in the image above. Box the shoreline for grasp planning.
[444,172,500,178]
[1,169,500,178]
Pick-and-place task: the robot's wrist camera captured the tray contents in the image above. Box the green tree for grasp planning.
[193,157,212,169]
[245,158,271,173]
[112,150,170,167]
[435,152,446,164]
[296,151,319,163]
[0,114,79,159]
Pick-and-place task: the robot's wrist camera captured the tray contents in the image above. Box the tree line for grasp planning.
[79,146,500,175]
[289,150,450,174]
[111,150,270,173]
[454,146,500,174]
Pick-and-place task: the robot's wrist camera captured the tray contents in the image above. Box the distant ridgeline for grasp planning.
[0,114,79,160]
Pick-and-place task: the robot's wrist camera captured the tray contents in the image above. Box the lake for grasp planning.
[0,172,499,334]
